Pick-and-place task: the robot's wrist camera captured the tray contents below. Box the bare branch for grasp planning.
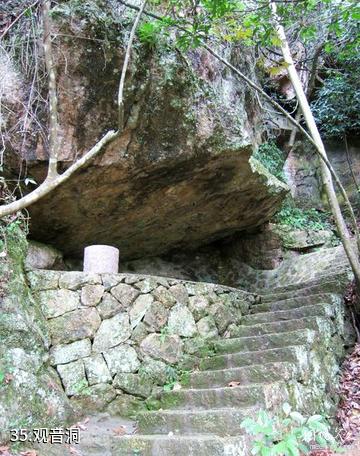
[0,0,40,41]
[42,0,59,179]
[0,129,118,218]
[0,0,148,218]
[118,0,148,131]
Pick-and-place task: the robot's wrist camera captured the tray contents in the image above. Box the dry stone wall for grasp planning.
[28,270,257,409]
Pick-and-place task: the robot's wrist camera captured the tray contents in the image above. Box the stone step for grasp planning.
[146,381,288,411]
[260,265,349,289]
[199,345,305,371]
[241,303,334,325]
[259,275,350,301]
[213,329,316,355]
[260,284,343,302]
[136,406,257,436]
[112,434,249,456]
[228,316,329,338]
[251,293,339,313]
[188,361,296,389]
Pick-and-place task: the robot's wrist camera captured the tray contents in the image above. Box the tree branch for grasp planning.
[43,0,59,179]
[118,0,148,131]
[119,0,360,250]
[0,0,148,218]
[0,130,118,218]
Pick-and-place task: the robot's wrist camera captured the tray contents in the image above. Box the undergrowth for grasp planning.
[253,141,286,181]
[274,199,333,232]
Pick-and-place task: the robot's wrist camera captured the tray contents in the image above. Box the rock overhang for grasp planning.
[27,143,289,260]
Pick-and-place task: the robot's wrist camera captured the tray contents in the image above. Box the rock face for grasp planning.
[0,227,74,443]
[4,13,288,259]
[25,240,66,270]
[284,137,360,214]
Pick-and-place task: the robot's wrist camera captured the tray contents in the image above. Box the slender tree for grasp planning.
[121,0,360,285]
[269,0,360,281]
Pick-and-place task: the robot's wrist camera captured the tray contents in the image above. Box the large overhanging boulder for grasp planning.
[4,12,288,259]
[28,146,288,259]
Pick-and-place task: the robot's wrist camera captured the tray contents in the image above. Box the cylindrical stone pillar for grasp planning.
[83,245,119,274]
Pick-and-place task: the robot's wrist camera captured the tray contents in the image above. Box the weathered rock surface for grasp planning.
[103,345,140,375]
[285,137,360,214]
[140,334,183,364]
[25,240,66,270]
[93,313,132,352]
[0,228,74,443]
[4,14,287,259]
[84,354,112,386]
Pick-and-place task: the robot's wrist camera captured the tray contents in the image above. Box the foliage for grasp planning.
[240,403,339,456]
[274,200,332,231]
[159,325,170,343]
[311,59,360,138]
[72,378,91,396]
[163,366,190,391]
[141,0,359,57]
[253,142,285,181]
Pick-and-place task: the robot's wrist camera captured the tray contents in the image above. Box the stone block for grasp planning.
[130,294,154,329]
[103,345,140,375]
[197,315,218,339]
[48,308,101,345]
[168,304,197,337]
[93,313,132,353]
[152,286,177,308]
[113,373,152,398]
[101,273,123,289]
[188,295,210,321]
[97,292,124,319]
[81,284,105,307]
[27,270,60,291]
[59,271,101,290]
[169,283,189,305]
[57,359,88,396]
[140,333,183,364]
[143,301,169,332]
[135,278,158,293]
[131,322,149,344]
[39,289,80,319]
[84,354,112,385]
[209,303,233,334]
[50,339,91,365]
[111,283,140,308]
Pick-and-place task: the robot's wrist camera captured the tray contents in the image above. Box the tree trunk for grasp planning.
[270,1,360,286]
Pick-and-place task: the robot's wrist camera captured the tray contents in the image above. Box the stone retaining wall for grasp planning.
[28,270,257,410]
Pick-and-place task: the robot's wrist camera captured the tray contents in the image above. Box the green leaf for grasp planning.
[282,403,292,416]
[289,412,305,425]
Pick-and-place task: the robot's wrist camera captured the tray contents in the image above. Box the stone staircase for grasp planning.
[78,269,353,456]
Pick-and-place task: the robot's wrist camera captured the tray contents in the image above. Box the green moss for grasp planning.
[252,141,286,181]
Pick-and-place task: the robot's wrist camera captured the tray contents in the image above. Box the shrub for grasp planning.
[311,59,360,138]
[253,141,286,181]
[274,200,332,231]
[240,403,339,456]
